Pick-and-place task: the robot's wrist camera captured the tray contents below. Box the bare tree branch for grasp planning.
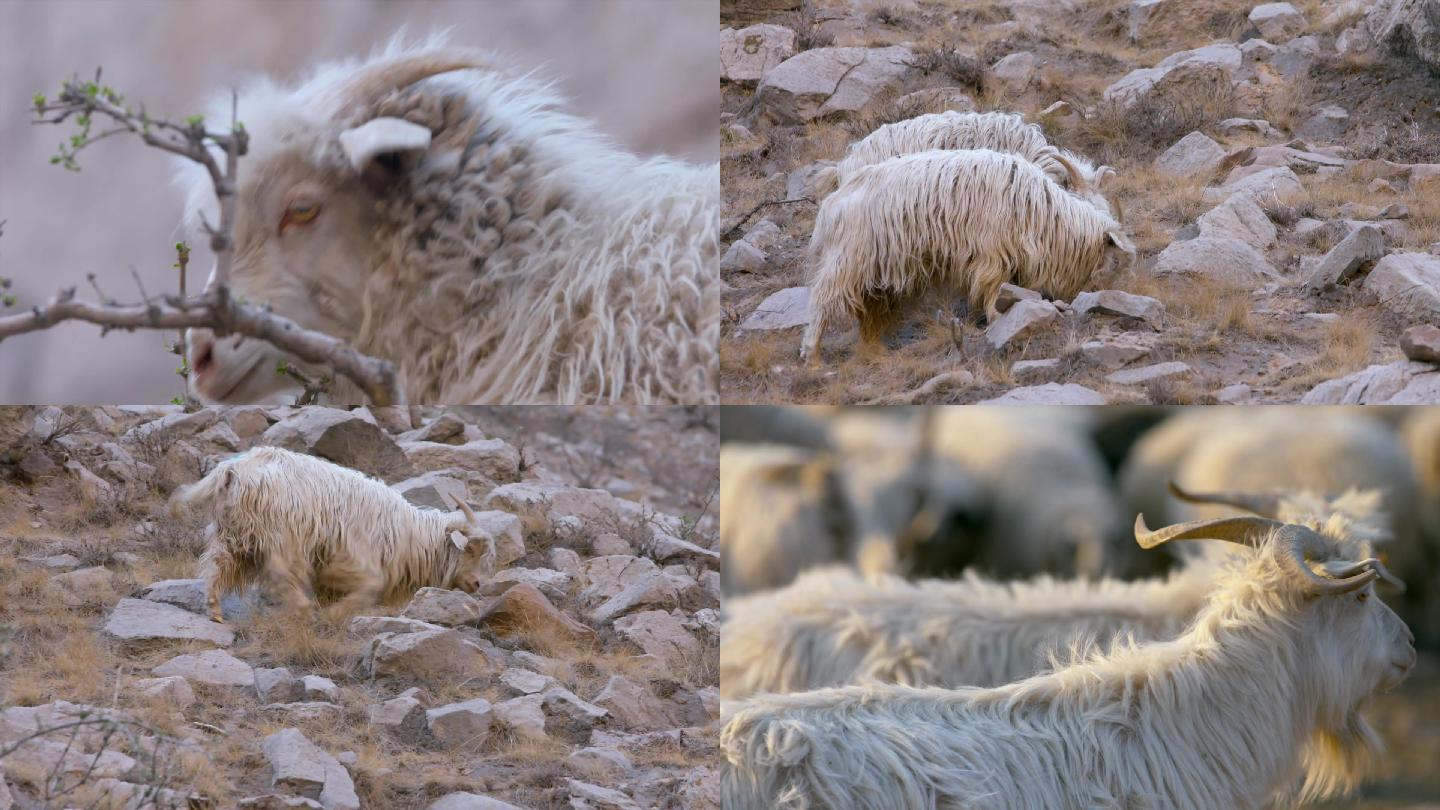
[14,72,404,405]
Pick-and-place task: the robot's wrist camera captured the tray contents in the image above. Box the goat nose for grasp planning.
[189,328,217,376]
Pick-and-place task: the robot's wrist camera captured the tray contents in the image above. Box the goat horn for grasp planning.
[1167,481,1284,519]
[1325,557,1406,593]
[1276,525,1381,596]
[1133,513,1282,549]
[452,497,479,525]
[333,51,492,115]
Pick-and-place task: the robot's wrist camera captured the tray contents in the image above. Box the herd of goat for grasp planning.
[798,110,1133,364]
[718,406,1439,809]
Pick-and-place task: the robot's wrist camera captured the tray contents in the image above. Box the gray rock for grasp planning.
[757,46,917,124]
[1297,104,1349,142]
[1249,3,1306,41]
[400,439,519,483]
[1103,43,1241,110]
[1010,359,1062,384]
[152,648,252,687]
[613,610,701,668]
[367,696,427,742]
[261,728,359,810]
[261,409,412,483]
[565,779,641,810]
[978,383,1107,405]
[392,472,470,511]
[1402,325,1440,364]
[264,702,345,724]
[1195,193,1277,250]
[1302,361,1440,404]
[140,578,252,621]
[1106,361,1192,385]
[1215,383,1253,404]
[129,676,195,709]
[1071,290,1165,329]
[302,676,340,702]
[1361,0,1440,73]
[1273,35,1320,79]
[426,699,494,749]
[1154,236,1280,285]
[569,746,631,776]
[788,161,838,200]
[256,667,306,703]
[991,51,1039,89]
[720,24,797,84]
[44,565,114,607]
[1306,224,1386,290]
[985,299,1060,350]
[349,615,448,637]
[1217,117,1281,138]
[397,413,466,445]
[1079,336,1152,370]
[1363,252,1440,319]
[493,694,548,742]
[427,794,526,810]
[718,239,765,273]
[1207,166,1307,211]
[365,627,483,681]
[485,568,573,602]
[995,283,1043,313]
[739,287,814,331]
[592,674,685,732]
[1155,131,1226,179]
[104,598,234,650]
[401,588,482,626]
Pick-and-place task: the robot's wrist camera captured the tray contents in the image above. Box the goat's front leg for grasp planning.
[264,556,317,617]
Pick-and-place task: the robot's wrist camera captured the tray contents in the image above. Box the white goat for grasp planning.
[800,149,1133,362]
[721,483,1394,701]
[179,37,718,406]
[170,446,495,621]
[722,509,1414,810]
[813,110,1117,216]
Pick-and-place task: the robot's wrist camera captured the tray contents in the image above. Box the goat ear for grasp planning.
[1107,229,1135,255]
[339,117,432,183]
[449,530,469,552]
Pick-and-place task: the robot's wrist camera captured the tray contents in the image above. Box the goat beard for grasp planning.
[1294,712,1383,803]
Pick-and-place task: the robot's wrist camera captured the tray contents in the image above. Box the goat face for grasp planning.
[1308,572,1415,708]
[443,500,497,593]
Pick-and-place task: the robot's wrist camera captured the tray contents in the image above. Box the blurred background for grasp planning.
[721,405,1440,806]
[0,0,717,404]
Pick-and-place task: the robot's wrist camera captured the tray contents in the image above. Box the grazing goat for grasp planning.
[720,482,1394,700]
[722,507,1414,810]
[813,110,1117,217]
[179,38,718,405]
[800,149,1133,363]
[170,447,495,621]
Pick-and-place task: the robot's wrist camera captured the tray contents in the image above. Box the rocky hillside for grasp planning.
[720,0,1440,405]
[0,405,719,809]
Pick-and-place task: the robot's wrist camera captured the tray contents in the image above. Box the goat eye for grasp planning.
[1357,592,1369,603]
[280,202,321,233]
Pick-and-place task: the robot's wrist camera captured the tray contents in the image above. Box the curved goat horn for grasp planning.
[332,51,491,115]
[1167,481,1283,519]
[1325,557,1406,593]
[1133,513,1283,549]
[1277,525,1379,596]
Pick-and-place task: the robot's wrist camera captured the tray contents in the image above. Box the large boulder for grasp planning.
[261,728,359,810]
[1153,236,1280,285]
[1154,131,1226,180]
[1249,3,1307,41]
[1363,252,1440,319]
[426,699,494,749]
[1103,43,1241,109]
[720,24,796,84]
[1195,193,1277,250]
[364,627,485,680]
[757,46,917,124]
[103,598,235,650]
[1306,224,1386,290]
[1302,361,1440,404]
[1355,0,1440,71]
[739,287,814,331]
[1206,166,1307,211]
[612,610,702,668]
[399,439,520,483]
[261,409,412,482]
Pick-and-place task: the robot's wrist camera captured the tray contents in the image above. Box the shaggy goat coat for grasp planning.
[721,512,1415,810]
[800,149,1132,360]
[814,111,1111,211]
[179,38,718,405]
[171,447,491,618]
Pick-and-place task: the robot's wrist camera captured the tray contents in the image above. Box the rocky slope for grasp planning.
[0,405,719,809]
[721,0,1440,405]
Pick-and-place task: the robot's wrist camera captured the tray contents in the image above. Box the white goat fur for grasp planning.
[800,149,1133,360]
[720,488,1391,701]
[178,36,717,405]
[171,446,494,619]
[719,444,850,596]
[721,510,1415,809]
[814,111,1115,215]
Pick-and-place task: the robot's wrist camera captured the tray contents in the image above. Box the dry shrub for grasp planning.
[1072,82,1237,163]
[842,90,933,140]
[913,44,986,94]
[1349,122,1440,163]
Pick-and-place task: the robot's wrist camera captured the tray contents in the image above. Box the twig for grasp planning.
[721,197,816,242]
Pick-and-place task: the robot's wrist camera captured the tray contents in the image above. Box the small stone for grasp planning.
[1154,236,1279,285]
[401,588,482,626]
[1305,224,1386,290]
[365,627,485,681]
[1079,337,1151,370]
[985,299,1060,350]
[255,667,306,703]
[492,694,548,742]
[264,702,345,724]
[1106,361,1192,385]
[1071,290,1165,329]
[1215,383,1253,404]
[1401,326,1440,364]
[1154,131,1226,179]
[1196,193,1276,251]
[991,51,1039,89]
[480,582,594,644]
[565,779,641,810]
[720,23,797,84]
[994,283,1043,313]
[613,610,702,668]
[1010,359,1062,384]
[720,239,766,273]
[1249,3,1306,42]
[1363,252,1440,320]
[1381,203,1410,220]
[260,728,358,810]
[978,383,1107,405]
[152,648,252,687]
[738,287,813,331]
[367,696,427,742]
[302,676,340,701]
[426,794,526,810]
[426,699,493,749]
[129,676,195,709]
[104,598,234,650]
